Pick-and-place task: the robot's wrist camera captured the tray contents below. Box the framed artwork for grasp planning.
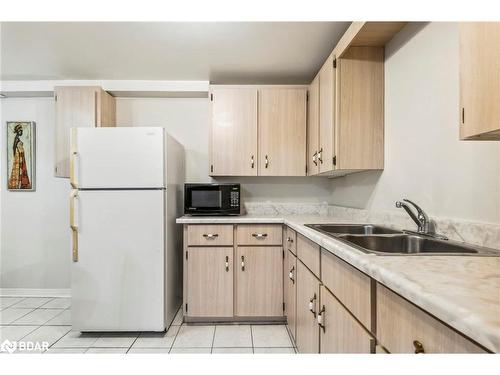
[6,121,36,191]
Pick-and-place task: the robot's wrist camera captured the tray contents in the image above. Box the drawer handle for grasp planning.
[225,256,229,272]
[413,340,425,354]
[317,305,325,332]
[309,293,317,317]
[241,255,245,271]
[289,266,295,284]
[203,233,219,239]
[252,233,268,239]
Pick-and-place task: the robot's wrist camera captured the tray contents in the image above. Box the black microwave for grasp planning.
[184,183,240,216]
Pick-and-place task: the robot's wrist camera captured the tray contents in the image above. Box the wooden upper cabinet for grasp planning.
[54,86,115,178]
[337,47,384,170]
[209,88,258,175]
[318,54,336,173]
[258,88,307,176]
[307,75,320,175]
[460,23,500,140]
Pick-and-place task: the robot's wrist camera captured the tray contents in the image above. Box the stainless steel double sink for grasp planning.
[305,224,500,256]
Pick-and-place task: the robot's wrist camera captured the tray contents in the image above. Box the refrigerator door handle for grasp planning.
[70,191,79,262]
[70,151,80,189]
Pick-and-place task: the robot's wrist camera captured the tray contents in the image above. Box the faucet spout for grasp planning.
[395,199,430,234]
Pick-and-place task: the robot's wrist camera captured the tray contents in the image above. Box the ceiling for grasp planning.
[0,22,350,84]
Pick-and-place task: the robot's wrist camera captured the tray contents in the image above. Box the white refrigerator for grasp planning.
[69,127,185,332]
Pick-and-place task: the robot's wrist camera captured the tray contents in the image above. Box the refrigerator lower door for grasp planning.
[72,127,165,189]
[71,189,165,331]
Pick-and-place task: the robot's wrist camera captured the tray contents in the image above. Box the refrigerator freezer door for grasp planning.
[72,127,164,189]
[71,189,165,331]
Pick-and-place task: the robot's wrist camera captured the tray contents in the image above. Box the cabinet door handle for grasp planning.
[309,293,317,317]
[225,256,229,272]
[413,340,425,354]
[252,233,268,239]
[317,148,323,164]
[251,155,254,169]
[265,155,269,168]
[286,237,294,243]
[317,305,325,332]
[289,266,295,284]
[312,152,318,166]
[241,255,245,271]
[203,233,219,239]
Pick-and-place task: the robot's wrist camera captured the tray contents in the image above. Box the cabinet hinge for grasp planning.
[283,302,285,312]
[210,93,213,101]
[461,107,465,124]
[185,303,188,313]
[332,155,337,166]
[306,91,309,102]
[210,164,214,173]
[333,58,337,69]
[305,165,308,174]
[185,251,188,260]
[282,249,285,259]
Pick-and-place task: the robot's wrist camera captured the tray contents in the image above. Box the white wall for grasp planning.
[330,22,500,224]
[1,98,71,289]
[115,98,334,203]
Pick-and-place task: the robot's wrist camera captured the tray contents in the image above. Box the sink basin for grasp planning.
[305,224,402,235]
[305,223,500,256]
[339,234,482,255]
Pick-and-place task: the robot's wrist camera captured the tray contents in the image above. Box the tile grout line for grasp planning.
[168,321,183,353]
[210,325,217,354]
[250,325,255,354]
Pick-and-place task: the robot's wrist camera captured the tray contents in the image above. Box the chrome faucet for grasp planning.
[395,199,430,234]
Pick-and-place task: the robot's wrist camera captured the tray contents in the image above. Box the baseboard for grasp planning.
[0,288,71,298]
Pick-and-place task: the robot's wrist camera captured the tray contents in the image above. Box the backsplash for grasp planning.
[243,202,500,249]
[243,202,330,216]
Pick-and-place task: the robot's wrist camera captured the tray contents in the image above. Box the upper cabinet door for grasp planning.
[258,88,307,176]
[307,76,320,176]
[337,47,384,170]
[54,86,116,178]
[55,86,99,178]
[318,55,336,174]
[460,23,500,140]
[210,88,258,176]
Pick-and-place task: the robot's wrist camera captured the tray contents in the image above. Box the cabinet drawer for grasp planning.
[377,284,487,353]
[321,249,373,331]
[297,233,320,277]
[187,225,233,246]
[284,226,297,255]
[236,224,282,246]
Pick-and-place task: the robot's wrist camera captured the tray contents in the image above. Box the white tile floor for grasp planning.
[0,297,296,354]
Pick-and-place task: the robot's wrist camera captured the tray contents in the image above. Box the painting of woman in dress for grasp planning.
[7,121,35,191]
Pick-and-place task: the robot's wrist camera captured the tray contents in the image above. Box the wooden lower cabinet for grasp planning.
[235,246,283,317]
[284,249,297,341]
[319,286,374,353]
[377,284,487,353]
[296,261,320,353]
[185,247,233,318]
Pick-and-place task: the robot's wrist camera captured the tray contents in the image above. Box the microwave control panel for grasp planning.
[230,191,240,207]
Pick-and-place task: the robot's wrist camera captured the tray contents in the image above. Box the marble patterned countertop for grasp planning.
[176,214,500,353]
